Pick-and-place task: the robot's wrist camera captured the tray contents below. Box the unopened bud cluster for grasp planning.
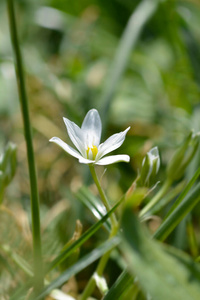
[137,147,160,187]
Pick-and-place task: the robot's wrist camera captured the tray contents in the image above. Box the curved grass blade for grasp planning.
[103,270,133,300]
[46,196,123,273]
[35,237,120,300]
[1,244,33,277]
[0,252,15,277]
[163,165,200,221]
[154,182,200,241]
[121,208,200,300]
[100,0,160,122]
[10,279,33,300]
[76,186,111,231]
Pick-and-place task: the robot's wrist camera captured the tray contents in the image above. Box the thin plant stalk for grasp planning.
[6,0,43,293]
[80,166,118,299]
[89,165,118,229]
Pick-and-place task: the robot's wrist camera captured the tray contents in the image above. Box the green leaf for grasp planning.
[100,0,160,122]
[147,180,185,216]
[167,131,199,182]
[163,165,200,221]
[76,186,111,231]
[164,245,200,280]
[103,270,133,300]
[35,237,120,300]
[46,196,123,273]
[1,244,33,277]
[0,252,15,277]
[154,182,200,241]
[10,279,33,300]
[121,208,200,300]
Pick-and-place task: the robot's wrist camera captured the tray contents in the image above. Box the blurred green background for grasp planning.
[0,0,200,297]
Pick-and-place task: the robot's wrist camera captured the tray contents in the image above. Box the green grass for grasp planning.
[0,0,200,299]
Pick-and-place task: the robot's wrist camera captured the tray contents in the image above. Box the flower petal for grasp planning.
[63,118,86,156]
[81,109,102,147]
[49,137,82,160]
[78,157,95,164]
[96,155,130,165]
[96,127,130,160]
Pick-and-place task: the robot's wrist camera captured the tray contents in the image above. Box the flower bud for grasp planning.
[167,131,199,181]
[138,147,160,187]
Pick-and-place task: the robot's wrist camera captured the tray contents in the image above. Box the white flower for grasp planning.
[50,109,130,165]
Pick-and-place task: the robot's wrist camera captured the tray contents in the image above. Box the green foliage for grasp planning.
[154,181,200,241]
[167,131,199,182]
[0,142,17,203]
[103,270,133,300]
[35,237,120,300]
[121,208,200,300]
[1,0,200,299]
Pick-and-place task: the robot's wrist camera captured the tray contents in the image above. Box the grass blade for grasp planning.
[46,196,123,273]
[6,0,43,291]
[154,182,200,241]
[103,270,133,300]
[76,186,110,231]
[163,166,200,221]
[121,208,200,300]
[35,237,120,300]
[100,0,160,121]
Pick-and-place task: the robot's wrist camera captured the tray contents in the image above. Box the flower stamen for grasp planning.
[86,145,98,160]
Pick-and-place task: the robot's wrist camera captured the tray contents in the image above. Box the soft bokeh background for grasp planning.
[0,0,200,297]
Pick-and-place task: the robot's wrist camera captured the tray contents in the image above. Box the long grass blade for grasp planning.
[35,237,120,300]
[154,182,200,241]
[103,270,133,300]
[46,196,123,273]
[100,0,160,122]
[6,0,43,291]
[121,208,200,300]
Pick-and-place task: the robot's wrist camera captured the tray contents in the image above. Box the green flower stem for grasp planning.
[89,165,118,229]
[80,166,118,299]
[139,179,172,218]
[6,0,43,293]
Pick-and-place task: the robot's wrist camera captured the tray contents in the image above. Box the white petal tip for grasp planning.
[63,117,69,124]
[96,155,130,165]
[89,108,98,113]
[49,137,56,142]
[125,156,130,162]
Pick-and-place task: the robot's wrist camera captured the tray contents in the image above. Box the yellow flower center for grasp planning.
[86,145,98,160]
